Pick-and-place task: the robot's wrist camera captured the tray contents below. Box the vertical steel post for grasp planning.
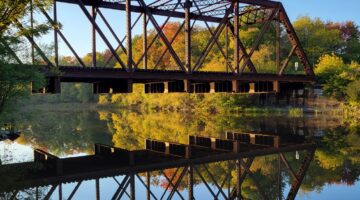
[54,0,59,67]
[30,0,35,64]
[92,6,97,67]
[96,178,100,200]
[226,25,229,73]
[188,165,194,200]
[276,15,281,73]
[126,0,132,71]
[185,0,191,73]
[236,159,242,200]
[130,174,135,200]
[278,154,282,200]
[58,183,62,200]
[143,13,147,69]
[234,2,240,73]
[146,172,150,200]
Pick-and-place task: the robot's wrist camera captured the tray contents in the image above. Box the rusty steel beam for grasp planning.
[103,13,143,67]
[67,181,82,200]
[38,6,86,67]
[146,173,150,200]
[55,0,280,22]
[227,22,257,73]
[143,13,148,70]
[137,0,186,71]
[279,45,297,75]
[167,167,188,200]
[280,153,300,183]
[135,3,180,67]
[54,66,315,83]
[95,8,137,69]
[185,0,191,73]
[159,168,180,199]
[153,22,185,69]
[126,0,133,71]
[194,165,222,199]
[56,0,223,23]
[44,185,57,200]
[192,3,234,72]
[96,179,100,200]
[202,164,228,199]
[285,149,316,200]
[152,12,198,70]
[112,175,130,200]
[0,142,316,193]
[160,169,185,200]
[92,5,97,67]
[278,4,314,76]
[193,0,235,73]
[30,0,35,64]
[225,25,229,73]
[135,174,157,200]
[234,1,240,73]
[53,0,59,67]
[240,6,280,73]
[0,39,23,64]
[276,13,281,73]
[76,0,127,70]
[14,21,54,67]
[188,166,194,200]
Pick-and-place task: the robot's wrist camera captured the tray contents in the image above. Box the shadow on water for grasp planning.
[0,109,359,199]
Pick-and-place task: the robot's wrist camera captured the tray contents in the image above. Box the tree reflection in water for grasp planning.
[0,109,358,199]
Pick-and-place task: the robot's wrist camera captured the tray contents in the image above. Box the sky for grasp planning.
[36,0,360,58]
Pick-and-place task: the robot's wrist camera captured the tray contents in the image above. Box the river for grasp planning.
[0,108,359,199]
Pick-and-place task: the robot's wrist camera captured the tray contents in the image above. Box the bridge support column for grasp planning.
[232,80,239,93]
[164,82,169,93]
[184,80,191,93]
[249,83,255,94]
[51,77,61,94]
[273,80,280,93]
[210,82,215,93]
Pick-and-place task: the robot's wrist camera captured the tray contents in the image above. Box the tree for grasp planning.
[0,0,51,113]
[327,21,360,63]
[315,54,360,99]
[346,80,360,103]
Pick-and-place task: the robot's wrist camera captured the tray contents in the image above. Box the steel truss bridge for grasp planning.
[0,132,315,200]
[6,0,315,94]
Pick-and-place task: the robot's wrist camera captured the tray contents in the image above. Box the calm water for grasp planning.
[0,109,359,200]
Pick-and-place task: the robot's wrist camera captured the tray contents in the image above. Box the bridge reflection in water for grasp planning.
[0,132,315,200]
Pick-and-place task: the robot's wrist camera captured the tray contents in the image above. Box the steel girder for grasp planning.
[5,0,315,81]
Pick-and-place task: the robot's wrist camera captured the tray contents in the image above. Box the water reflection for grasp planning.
[0,109,359,199]
[0,133,315,200]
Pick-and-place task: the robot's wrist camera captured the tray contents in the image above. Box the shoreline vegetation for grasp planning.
[18,92,352,118]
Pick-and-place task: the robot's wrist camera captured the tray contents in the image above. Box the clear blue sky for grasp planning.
[38,0,360,57]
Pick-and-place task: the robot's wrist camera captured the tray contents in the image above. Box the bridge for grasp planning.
[7,0,315,94]
[0,132,315,200]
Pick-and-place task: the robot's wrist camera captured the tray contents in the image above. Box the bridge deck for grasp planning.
[57,67,314,83]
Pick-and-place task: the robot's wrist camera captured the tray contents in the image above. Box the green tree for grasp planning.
[0,0,53,113]
[346,80,360,103]
[315,54,359,99]
[293,16,342,65]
